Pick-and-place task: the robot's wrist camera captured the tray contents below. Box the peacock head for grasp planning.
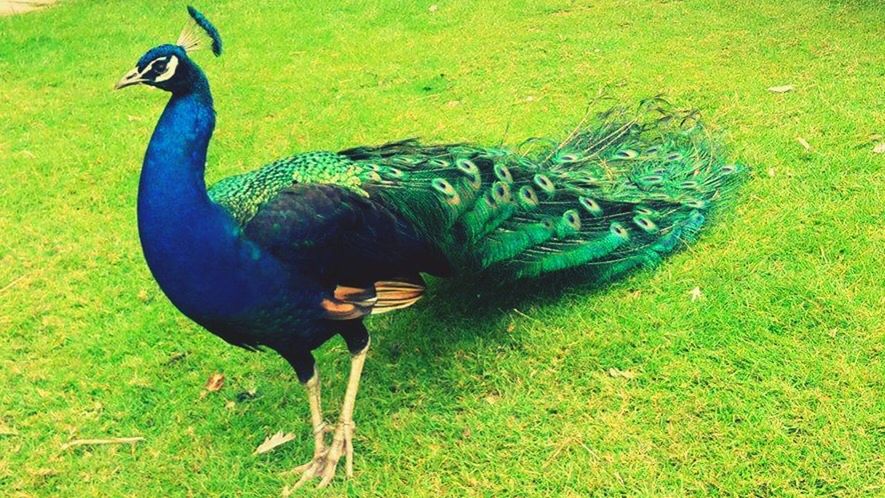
[115,6,222,94]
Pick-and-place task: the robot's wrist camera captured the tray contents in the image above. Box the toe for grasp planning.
[289,461,315,475]
[316,438,345,488]
[290,465,319,491]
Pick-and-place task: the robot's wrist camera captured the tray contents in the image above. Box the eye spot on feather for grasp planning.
[493,164,513,183]
[518,186,539,208]
[428,158,450,168]
[556,153,581,163]
[666,152,684,162]
[633,215,658,233]
[491,181,512,204]
[456,158,479,175]
[680,180,699,190]
[683,198,707,209]
[614,149,639,160]
[562,209,581,230]
[533,174,555,193]
[579,196,603,217]
[577,176,601,187]
[431,178,461,205]
[380,167,404,179]
[392,156,420,166]
[721,164,738,174]
[367,172,383,182]
[366,163,382,172]
[634,205,656,216]
[456,159,482,189]
[480,148,508,158]
[645,145,660,155]
[640,175,664,186]
[610,222,630,239]
[541,219,556,231]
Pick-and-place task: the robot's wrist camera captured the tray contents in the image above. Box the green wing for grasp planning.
[208,151,379,225]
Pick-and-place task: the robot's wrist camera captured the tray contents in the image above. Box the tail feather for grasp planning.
[342,97,746,284]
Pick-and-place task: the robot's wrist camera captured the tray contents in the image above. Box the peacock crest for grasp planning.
[177,6,223,56]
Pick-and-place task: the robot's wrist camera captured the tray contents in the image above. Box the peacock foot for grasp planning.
[283,422,355,492]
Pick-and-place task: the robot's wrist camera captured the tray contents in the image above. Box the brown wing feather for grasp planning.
[321,279,425,320]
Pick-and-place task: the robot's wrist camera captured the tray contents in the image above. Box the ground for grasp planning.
[0,1,54,17]
[1,0,884,496]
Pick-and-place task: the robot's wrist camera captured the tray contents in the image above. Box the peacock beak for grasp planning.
[114,67,146,90]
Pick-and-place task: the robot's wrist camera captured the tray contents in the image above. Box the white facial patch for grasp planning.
[153,55,179,83]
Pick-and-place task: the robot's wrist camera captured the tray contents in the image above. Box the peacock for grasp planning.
[116,6,744,489]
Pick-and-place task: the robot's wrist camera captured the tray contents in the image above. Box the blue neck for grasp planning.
[139,85,215,227]
[137,80,286,321]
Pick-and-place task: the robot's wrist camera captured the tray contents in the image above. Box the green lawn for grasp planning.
[2,0,884,496]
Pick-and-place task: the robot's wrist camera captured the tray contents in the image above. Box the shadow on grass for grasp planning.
[367,267,633,372]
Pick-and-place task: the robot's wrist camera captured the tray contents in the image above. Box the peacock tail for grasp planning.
[209,98,745,284]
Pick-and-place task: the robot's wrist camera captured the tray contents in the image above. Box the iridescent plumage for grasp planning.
[210,101,744,284]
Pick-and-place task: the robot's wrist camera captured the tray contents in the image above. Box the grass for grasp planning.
[1,0,884,496]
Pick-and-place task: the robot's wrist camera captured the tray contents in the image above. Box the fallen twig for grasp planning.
[0,275,25,295]
[511,308,540,322]
[61,437,144,451]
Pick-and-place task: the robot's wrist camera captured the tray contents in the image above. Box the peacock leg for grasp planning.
[317,337,370,488]
[284,368,335,492]
[300,368,329,459]
[285,322,370,491]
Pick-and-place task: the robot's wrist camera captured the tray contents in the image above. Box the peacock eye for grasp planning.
[154,61,168,73]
